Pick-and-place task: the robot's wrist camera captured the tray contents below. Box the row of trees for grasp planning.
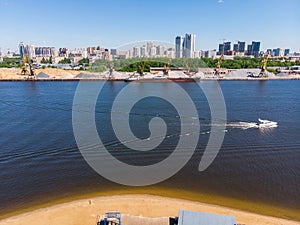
[0,57,20,68]
[57,57,89,65]
[58,57,71,64]
[89,57,299,73]
[0,56,297,71]
[41,56,52,64]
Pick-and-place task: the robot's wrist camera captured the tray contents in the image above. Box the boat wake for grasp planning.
[226,119,278,130]
[226,121,259,130]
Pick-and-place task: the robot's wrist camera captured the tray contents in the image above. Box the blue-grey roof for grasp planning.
[178,210,237,225]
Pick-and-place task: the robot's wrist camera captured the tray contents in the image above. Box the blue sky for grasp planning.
[0,0,299,52]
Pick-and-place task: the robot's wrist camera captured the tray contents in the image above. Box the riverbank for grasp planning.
[1,188,299,223]
[0,68,299,81]
[0,194,299,225]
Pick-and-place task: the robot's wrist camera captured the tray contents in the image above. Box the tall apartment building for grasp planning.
[146,42,154,56]
[218,42,231,55]
[233,41,246,53]
[156,45,165,57]
[149,46,157,57]
[183,34,196,58]
[175,33,196,58]
[175,36,184,58]
[284,49,290,56]
[19,42,27,58]
[273,48,284,57]
[252,41,261,57]
[59,48,69,57]
[140,46,147,57]
[19,42,36,60]
[247,41,261,57]
[35,47,56,57]
[133,47,140,58]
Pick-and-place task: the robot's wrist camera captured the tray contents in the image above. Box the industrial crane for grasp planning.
[215,39,226,77]
[20,53,35,78]
[137,60,145,76]
[184,59,190,73]
[163,58,171,76]
[103,50,114,79]
[258,51,270,77]
[107,61,114,79]
[183,59,194,77]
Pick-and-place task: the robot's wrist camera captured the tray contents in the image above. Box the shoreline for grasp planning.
[0,77,300,82]
[0,68,300,81]
[0,194,299,225]
[0,188,299,222]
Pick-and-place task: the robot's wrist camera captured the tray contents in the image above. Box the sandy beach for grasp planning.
[0,194,299,225]
[0,68,299,80]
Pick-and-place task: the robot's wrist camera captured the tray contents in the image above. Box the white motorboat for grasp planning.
[258,119,278,129]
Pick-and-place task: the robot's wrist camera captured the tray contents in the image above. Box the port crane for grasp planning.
[184,59,190,73]
[107,61,114,79]
[103,51,114,79]
[258,51,270,77]
[163,58,171,76]
[137,60,145,76]
[183,59,195,77]
[215,41,225,77]
[20,53,35,78]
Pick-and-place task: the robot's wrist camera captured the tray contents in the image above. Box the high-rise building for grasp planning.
[140,46,146,57]
[284,49,290,56]
[133,47,140,58]
[175,36,184,58]
[35,47,56,57]
[233,44,238,52]
[110,49,117,56]
[156,45,165,57]
[267,49,274,57]
[218,43,224,54]
[166,48,175,58]
[273,48,279,56]
[19,42,27,58]
[273,48,284,57]
[19,42,35,60]
[59,48,69,57]
[233,41,245,53]
[146,42,154,56]
[224,42,231,53]
[150,46,157,57]
[218,42,231,55]
[246,44,252,55]
[246,41,260,57]
[183,33,196,58]
[27,45,35,59]
[251,41,260,57]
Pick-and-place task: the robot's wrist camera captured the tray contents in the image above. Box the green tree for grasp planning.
[58,58,71,64]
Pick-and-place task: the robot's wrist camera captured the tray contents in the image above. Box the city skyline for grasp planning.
[0,0,299,52]
[1,38,296,57]
[12,39,295,66]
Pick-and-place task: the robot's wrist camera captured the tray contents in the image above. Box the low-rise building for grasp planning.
[178,210,236,225]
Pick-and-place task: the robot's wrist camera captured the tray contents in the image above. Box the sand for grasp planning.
[1,68,299,80]
[0,194,299,225]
